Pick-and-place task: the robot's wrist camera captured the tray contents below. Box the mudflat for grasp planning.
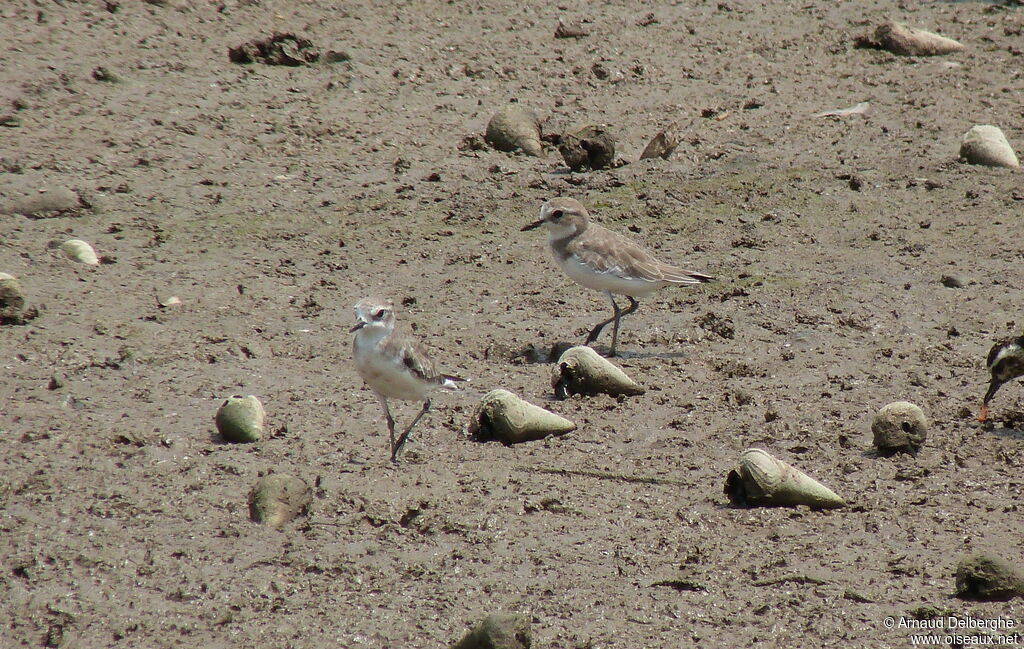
[2,1,1022,647]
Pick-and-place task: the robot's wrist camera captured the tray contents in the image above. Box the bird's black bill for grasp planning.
[349,322,365,333]
[983,378,1004,406]
[521,219,544,231]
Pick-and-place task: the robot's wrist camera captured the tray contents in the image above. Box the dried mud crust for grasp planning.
[1,1,1023,648]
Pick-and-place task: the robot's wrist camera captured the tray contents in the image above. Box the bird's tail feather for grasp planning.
[440,375,467,390]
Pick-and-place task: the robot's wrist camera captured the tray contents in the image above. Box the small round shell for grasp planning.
[871,401,928,455]
[215,395,265,443]
[60,239,100,265]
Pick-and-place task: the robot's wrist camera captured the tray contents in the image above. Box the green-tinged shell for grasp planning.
[955,553,1024,601]
[451,612,532,649]
[60,239,100,265]
[215,395,265,443]
[484,106,543,157]
[551,345,645,398]
[725,448,846,509]
[468,389,575,444]
[871,401,928,454]
[960,125,1019,169]
[248,474,311,527]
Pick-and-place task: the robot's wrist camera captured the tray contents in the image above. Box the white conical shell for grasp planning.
[60,239,100,265]
[468,389,575,444]
[551,345,645,398]
[960,125,1019,169]
[874,21,964,56]
[728,448,846,509]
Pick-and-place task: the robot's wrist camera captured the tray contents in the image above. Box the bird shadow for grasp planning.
[990,425,1024,440]
[982,409,1024,439]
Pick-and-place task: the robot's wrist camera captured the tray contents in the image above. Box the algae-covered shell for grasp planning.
[60,239,100,265]
[468,389,575,444]
[484,105,543,157]
[725,448,846,509]
[955,552,1024,601]
[551,345,645,399]
[960,125,1019,169]
[248,474,312,528]
[215,395,265,443]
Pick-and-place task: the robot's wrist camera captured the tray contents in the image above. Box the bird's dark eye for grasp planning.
[374,309,386,318]
[551,210,564,219]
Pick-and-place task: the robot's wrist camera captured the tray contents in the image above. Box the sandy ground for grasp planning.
[2,1,1024,647]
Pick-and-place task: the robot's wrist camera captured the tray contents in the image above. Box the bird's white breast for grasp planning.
[353,334,430,401]
[555,250,662,297]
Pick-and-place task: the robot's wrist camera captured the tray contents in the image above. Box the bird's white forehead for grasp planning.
[354,298,393,317]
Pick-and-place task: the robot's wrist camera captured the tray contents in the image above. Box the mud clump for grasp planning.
[229,33,321,66]
[451,612,531,649]
[1,185,85,218]
[248,474,312,528]
[559,124,616,171]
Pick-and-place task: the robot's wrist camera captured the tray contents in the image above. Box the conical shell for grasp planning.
[960,125,1019,169]
[248,474,311,528]
[873,21,963,56]
[725,448,846,509]
[468,389,575,444]
[215,395,265,443]
[485,106,543,157]
[551,345,645,399]
[60,239,100,265]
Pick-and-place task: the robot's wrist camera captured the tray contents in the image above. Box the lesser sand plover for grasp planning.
[521,197,713,356]
[979,335,1024,422]
[351,298,462,462]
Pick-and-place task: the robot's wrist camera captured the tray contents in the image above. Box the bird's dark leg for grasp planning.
[979,379,1004,422]
[585,292,641,350]
[601,294,640,357]
[391,399,431,463]
[378,395,396,455]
